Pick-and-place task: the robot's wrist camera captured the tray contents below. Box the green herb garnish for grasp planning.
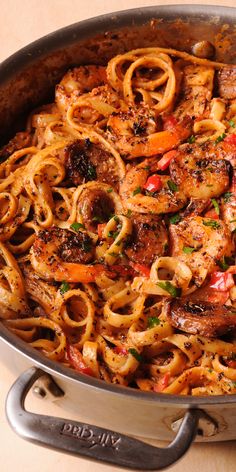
[107,188,113,193]
[126,209,132,218]
[133,186,142,196]
[70,222,85,231]
[113,215,120,223]
[223,192,233,203]
[215,133,226,144]
[167,180,178,192]
[183,246,196,254]
[92,216,104,223]
[157,281,182,298]
[229,119,235,128]
[147,316,161,328]
[60,281,70,295]
[128,348,143,362]
[115,240,122,246]
[188,135,196,144]
[169,214,181,225]
[211,198,220,215]
[217,256,235,271]
[203,219,221,229]
[87,163,97,180]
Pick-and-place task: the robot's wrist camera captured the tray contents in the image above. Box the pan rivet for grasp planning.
[32,386,47,398]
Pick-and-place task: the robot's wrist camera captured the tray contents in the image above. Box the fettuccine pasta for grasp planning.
[0,46,236,396]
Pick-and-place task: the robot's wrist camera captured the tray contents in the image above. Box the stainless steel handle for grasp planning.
[6,367,200,470]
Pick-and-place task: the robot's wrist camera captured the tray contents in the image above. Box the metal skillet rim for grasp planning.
[0,3,236,406]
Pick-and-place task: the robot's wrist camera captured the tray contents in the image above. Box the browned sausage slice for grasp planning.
[168,298,236,337]
[124,213,168,266]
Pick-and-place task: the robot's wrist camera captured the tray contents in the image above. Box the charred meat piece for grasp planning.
[65,140,119,189]
[217,66,236,100]
[168,298,236,337]
[38,227,94,264]
[79,189,115,232]
[124,213,168,266]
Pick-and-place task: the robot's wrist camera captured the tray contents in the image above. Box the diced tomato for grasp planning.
[67,344,94,376]
[153,373,170,392]
[204,208,219,220]
[143,174,162,193]
[97,223,106,239]
[158,150,177,170]
[224,133,236,146]
[129,261,150,278]
[209,272,235,291]
[113,346,128,356]
[163,115,178,130]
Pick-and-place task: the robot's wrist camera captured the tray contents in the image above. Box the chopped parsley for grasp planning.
[128,348,143,362]
[188,135,196,144]
[211,198,220,215]
[92,215,104,223]
[157,281,182,298]
[133,186,142,196]
[215,133,226,144]
[126,209,132,218]
[167,180,178,192]
[70,222,85,231]
[229,119,235,128]
[203,219,221,229]
[113,215,120,223]
[147,316,161,328]
[107,188,113,193]
[60,281,70,295]
[169,214,181,225]
[115,239,122,246]
[87,162,97,180]
[183,246,196,254]
[223,192,233,203]
[108,230,119,239]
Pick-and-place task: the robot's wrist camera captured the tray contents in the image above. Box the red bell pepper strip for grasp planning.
[158,150,177,170]
[224,133,236,146]
[204,208,219,220]
[209,272,235,291]
[143,174,162,193]
[129,261,151,278]
[67,344,94,376]
[153,373,170,392]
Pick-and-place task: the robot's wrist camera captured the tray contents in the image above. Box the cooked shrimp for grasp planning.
[120,160,187,214]
[106,108,191,159]
[170,144,229,199]
[30,227,107,283]
[169,216,233,286]
[55,65,107,114]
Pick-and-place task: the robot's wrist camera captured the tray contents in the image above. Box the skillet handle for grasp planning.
[6,367,200,471]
